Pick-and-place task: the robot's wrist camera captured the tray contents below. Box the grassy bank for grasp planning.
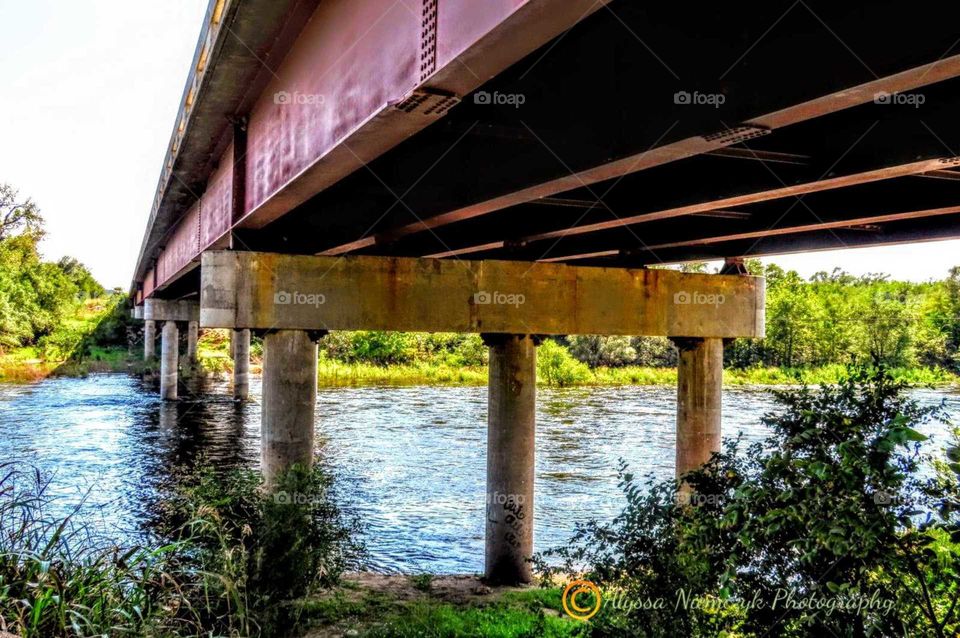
[0,296,137,381]
[298,575,579,637]
[3,314,958,389]
[307,361,959,388]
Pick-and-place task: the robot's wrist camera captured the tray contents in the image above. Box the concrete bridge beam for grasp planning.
[160,320,179,401]
[261,330,319,486]
[672,337,724,494]
[143,299,200,323]
[233,328,251,401]
[483,333,538,585]
[199,251,765,338]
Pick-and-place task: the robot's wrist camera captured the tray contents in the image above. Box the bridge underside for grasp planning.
[143,0,960,301]
[132,0,960,586]
[233,0,960,271]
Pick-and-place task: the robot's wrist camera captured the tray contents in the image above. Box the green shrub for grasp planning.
[0,465,194,636]
[348,331,417,365]
[159,462,365,636]
[538,366,960,637]
[537,339,591,386]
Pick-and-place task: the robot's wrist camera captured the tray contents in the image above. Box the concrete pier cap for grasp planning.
[198,251,765,338]
[143,298,200,323]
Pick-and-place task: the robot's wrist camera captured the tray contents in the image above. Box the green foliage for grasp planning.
[0,183,106,353]
[319,332,487,368]
[537,339,591,387]
[360,594,585,638]
[728,265,960,371]
[0,462,363,637]
[158,463,366,636]
[539,367,960,637]
[409,573,435,592]
[56,256,105,299]
[348,331,418,365]
[0,465,193,636]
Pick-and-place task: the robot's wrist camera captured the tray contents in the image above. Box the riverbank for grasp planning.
[2,307,958,388]
[2,350,957,388]
[298,574,576,638]
[308,360,960,388]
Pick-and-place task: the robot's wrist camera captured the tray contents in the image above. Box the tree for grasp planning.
[0,183,104,351]
[0,184,42,240]
[57,256,104,299]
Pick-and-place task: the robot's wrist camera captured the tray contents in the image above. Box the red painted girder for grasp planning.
[236,0,610,230]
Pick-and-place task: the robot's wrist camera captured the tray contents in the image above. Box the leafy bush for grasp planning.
[347,331,416,365]
[417,332,487,367]
[539,367,960,637]
[537,339,591,386]
[567,336,637,367]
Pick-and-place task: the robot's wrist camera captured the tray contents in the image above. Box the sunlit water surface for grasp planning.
[0,374,956,573]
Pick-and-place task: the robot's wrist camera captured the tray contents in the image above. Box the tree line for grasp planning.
[0,183,105,351]
[566,261,960,372]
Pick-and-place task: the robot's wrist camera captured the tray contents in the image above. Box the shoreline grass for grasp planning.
[2,354,957,389]
[310,361,960,389]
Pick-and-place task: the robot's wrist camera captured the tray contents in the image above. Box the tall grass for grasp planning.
[0,462,363,637]
[0,464,195,636]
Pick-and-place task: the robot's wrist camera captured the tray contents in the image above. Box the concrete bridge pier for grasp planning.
[144,320,156,362]
[233,328,251,400]
[160,320,179,401]
[482,333,538,585]
[142,299,200,398]
[261,330,320,486]
[186,321,199,368]
[672,337,724,494]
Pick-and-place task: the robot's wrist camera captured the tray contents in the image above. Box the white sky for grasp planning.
[0,1,958,289]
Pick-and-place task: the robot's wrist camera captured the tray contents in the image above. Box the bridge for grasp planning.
[130,0,960,584]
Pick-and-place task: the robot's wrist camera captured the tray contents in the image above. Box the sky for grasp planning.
[0,1,958,290]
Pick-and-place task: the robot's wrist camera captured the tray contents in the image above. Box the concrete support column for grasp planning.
[160,321,179,401]
[186,321,199,367]
[261,330,318,486]
[673,337,724,483]
[144,320,156,361]
[233,328,251,400]
[482,333,537,585]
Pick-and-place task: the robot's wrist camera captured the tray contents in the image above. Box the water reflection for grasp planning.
[0,374,956,573]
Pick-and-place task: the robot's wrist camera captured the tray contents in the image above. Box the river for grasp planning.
[1,374,956,573]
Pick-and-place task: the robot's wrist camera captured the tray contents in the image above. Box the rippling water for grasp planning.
[0,374,956,573]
